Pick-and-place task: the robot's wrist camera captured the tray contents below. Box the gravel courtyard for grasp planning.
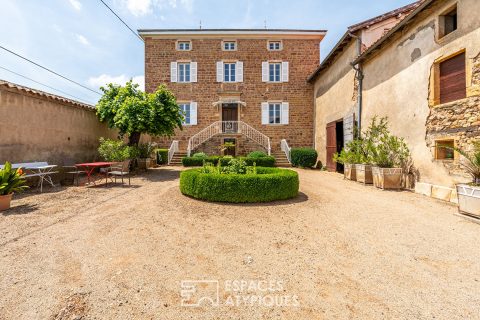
[0,167,479,319]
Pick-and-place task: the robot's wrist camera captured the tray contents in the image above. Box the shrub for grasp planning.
[248,151,268,158]
[180,167,299,203]
[192,152,208,159]
[219,156,234,166]
[222,158,247,174]
[291,148,318,168]
[156,149,168,165]
[98,138,137,162]
[136,142,155,159]
[242,156,276,167]
[182,156,220,167]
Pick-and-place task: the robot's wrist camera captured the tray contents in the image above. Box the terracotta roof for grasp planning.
[352,0,435,65]
[0,79,95,110]
[307,1,420,83]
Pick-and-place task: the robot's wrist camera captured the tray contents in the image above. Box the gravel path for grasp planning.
[0,167,479,319]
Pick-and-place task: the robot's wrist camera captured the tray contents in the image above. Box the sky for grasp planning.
[0,0,415,105]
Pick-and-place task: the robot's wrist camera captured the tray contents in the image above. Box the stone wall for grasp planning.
[0,82,118,165]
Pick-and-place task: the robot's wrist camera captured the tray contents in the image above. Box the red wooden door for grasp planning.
[326,121,337,172]
[440,52,466,104]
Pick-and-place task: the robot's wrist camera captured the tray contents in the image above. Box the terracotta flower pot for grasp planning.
[372,167,403,190]
[456,184,480,218]
[344,163,357,181]
[355,164,373,185]
[0,193,13,211]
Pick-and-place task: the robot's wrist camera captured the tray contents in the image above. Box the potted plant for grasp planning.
[334,139,367,181]
[0,162,29,211]
[454,141,480,218]
[136,142,155,169]
[367,118,410,190]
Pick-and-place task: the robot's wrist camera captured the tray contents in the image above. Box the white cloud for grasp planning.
[126,0,152,17]
[75,34,90,46]
[68,0,82,11]
[88,74,145,91]
[123,0,194,16]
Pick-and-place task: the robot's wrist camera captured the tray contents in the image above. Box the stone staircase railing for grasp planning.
[187,121,271,156]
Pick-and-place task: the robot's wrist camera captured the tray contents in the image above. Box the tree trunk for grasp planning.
[129,132,141,146]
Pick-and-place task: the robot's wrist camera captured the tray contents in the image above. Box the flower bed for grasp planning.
[180,167,299,203]
[182,155,275,167]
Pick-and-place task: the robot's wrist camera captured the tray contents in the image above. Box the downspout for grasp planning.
[348,32,364,138]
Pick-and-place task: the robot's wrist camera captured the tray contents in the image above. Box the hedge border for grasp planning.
[180,167,299,203]
[182,156,275,167]
[156,149,168,165]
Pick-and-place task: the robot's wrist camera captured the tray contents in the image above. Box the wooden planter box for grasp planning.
[355,164,373,185]
[456,184,480,219]
[344,163,357,181]
[372,167,403,190]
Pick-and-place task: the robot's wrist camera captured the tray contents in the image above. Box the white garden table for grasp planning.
[23,164,58,192]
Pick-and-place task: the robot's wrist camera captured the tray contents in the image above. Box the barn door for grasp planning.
[326,121,337,172]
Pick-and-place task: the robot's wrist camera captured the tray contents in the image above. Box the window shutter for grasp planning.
[190,102,197,125]
[262,61,269,82]
[281,102,289,124]
[170,62,178,82]
[440,52,466,104]
[281,61,289,82]
[190,62,197,82]
[236,61,243,82]
[261,102,269,124]
[216,61,223,82]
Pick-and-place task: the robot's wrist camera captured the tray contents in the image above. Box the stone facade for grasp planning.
[141,30,324,155]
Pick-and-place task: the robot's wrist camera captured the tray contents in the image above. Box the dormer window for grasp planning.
[223,41,237,51]
[177,41,191,51]
[268,41,282,51]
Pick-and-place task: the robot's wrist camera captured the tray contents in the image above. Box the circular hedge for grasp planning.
[180,167,299,203]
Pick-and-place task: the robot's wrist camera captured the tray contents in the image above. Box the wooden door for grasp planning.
[222,104,238,133]
[326,121,337,172]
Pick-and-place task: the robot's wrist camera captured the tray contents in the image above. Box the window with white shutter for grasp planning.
[190,102,198,125]
[261,102,269,124]
[281,62,289,82]
[262,102,289,125]
[190,62,197,82]
[236,61,243,82]
[178,63,191,82]
[180,103,191,125]
[262,62,269,82]
[281,102,289,124]
[216,61,224,82]
[170,62,178,82]
[224,63,236,82]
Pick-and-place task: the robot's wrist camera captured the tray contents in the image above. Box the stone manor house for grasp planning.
[138,0,479,201]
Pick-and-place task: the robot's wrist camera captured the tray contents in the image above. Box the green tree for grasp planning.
[96,81,183,145]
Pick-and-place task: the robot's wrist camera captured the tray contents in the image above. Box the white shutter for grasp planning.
[261,102,269,125]
[262,61,269,82]
[190,62,197,82]
[281,61,289,82]
[216,61,223,82]
[281,102,289,124]
[170,62,178,82]
[236,61,243,82]
[190,102,197,125]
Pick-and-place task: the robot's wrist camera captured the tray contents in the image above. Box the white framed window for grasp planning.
[261,102,289,125]
[268,103,281,124]
[262,61,289,82]
[224,63,236,82]
[177,41,191,51]
[268,41,282,51]
[269,63,281,82]
[217,61,243,82]
[178,63,190,82]
[223,41,237,51]
[179,102,197,125]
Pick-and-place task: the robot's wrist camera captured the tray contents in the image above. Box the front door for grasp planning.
[222,103,238,133]
[326,121,337,172]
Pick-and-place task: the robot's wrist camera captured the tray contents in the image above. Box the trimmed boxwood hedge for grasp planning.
[156,149,168,165]
[180,167,299,203]
[291,148,318,168]
[182,155,276,167]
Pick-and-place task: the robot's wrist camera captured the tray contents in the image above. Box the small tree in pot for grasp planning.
[368,117,410,190]
[0,162,29,211]
[334,139,367,181]
[136,142,156,169]
[451,141,480,218]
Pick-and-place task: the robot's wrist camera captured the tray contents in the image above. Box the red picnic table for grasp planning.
[75,162,116,186]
